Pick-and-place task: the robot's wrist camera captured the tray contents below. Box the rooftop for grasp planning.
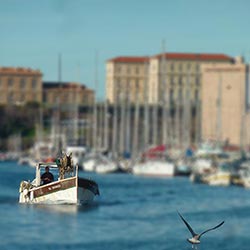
[108,53,234,63]
[0,67,42,76]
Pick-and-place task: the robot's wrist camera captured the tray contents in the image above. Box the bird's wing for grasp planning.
[178,211,196,237]
[198,221,225,238]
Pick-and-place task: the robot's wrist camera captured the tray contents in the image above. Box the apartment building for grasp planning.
[0,67,43,105]
[201,58,250,146]
[43,81,94,107]
[106,53,234,104]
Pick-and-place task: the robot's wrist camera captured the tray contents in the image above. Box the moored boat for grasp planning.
[19,153,99,204]
[132,159,175,177]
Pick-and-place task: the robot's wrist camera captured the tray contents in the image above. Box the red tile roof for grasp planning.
[108,56,150,63]
[154,53,234,61]
[108,53,234,63]
[0,67,42,76]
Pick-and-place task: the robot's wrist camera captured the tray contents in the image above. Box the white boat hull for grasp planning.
[132,161,175,177]
[83,159,96,172]
[19,176,99,205]
[202,172,231,186]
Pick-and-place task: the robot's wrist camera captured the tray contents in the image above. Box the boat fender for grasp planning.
[23,188,28,196]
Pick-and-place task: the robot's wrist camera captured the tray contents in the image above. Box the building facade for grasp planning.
[43,81,95,107]
[201,58,250,146]
[106,53,234,104]
[106,56,149,104]
[0,67,43,105]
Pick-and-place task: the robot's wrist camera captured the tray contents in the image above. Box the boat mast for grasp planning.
[216,73,222,146]
[132,83,140,161]
[119,89,126,156]
[125,83,131,157]
[112,82,118,158]
[161,41,168,148]
[92,51,98,152]
[143,60,149,152]
[183,66,191,150]
[152,63,159,146]
[103,98,109,151]
[52,53,62,155]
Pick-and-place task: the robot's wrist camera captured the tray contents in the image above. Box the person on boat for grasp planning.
[41,166,54,185]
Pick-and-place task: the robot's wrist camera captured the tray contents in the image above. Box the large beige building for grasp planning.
[106,53,234,104]
[0,67,43,105]
[201,59,250,146]
[106,56,149,104]
[43,81,94,107]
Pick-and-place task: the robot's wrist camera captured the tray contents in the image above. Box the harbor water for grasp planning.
[0,161,250,250]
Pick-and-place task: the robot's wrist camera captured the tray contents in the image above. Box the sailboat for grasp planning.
[132,46,175,177]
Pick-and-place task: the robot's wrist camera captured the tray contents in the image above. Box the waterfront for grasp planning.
[1,161,250,250]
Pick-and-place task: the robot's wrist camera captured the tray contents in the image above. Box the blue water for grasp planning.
[0,161,250,250]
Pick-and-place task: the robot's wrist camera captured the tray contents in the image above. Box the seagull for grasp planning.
[177,211,224,249]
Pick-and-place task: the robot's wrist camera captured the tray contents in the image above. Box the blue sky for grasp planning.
[1,0,250,100]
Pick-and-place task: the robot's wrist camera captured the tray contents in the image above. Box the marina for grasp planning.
[1,2,250,250]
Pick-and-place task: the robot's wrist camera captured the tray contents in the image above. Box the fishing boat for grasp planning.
[19,153,99,204]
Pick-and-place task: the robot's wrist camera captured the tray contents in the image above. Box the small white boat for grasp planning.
[201,167,231,186]
[234,161,250,188]
[19,153,99,204]
[94,155,126,174]
[132,160,175,177]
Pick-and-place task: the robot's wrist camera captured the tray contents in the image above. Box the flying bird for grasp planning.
[177,211,224,249]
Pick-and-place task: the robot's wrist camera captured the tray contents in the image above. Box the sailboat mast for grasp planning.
[143,61,149,150]
[132,84,140,160]
[161,41,168,147]
[119,91,126,155]
[104,98,109,150]
[112,83,118,158]
[125,84,131,156]
[183,67,191,150]
[92,51,98,151]
[216,73,222,145]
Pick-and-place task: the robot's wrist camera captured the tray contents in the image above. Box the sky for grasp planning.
[1,0,250,100]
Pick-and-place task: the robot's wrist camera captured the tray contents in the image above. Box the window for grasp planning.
[178,89,182,102]
[170,89,174,103]
[170,76,174,86]
[195,89,199,100]
[135,67,139,74]
[178,77,182,86]
[32,78,37,89]
[179,63,182,72]
[196,64,200,72]
[116,66,121,73]
[8,92,14,103]
[135,79,139,90]
[20,78,26,89]
[195,77,200,86]
[8,78,14,87]
[170,63,174,71]
[20,93,25,102]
